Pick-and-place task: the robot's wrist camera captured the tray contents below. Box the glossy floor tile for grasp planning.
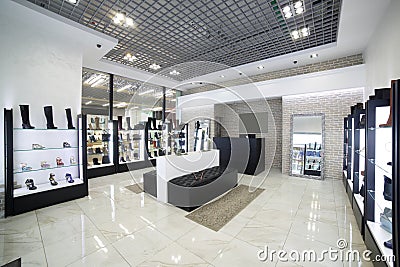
[0,168,372,266]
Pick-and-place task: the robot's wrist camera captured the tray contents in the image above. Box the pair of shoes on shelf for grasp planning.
[32,144,45,150]
[56,157,64,167]
[20,163,32,172]
[49,173,58,186]
[63,142,71,148]
[41,161,51,169]
[25,179,37,190]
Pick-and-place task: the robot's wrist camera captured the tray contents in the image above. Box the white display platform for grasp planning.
[367,221,393,267]
[354,194,364,215]
[14,178,83,197]
[156,149,219,203]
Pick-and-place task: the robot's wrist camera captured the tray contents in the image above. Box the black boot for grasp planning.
[44,106,57,129]
[19,105,35,129]
[118,116,124,130]
[65,108,75,129]
[147,117,153,130]
[152,118,157,130]
[126,117,133,130]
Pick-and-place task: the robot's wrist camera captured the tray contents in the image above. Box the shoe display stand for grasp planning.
[4,109,88,216]
[84,114,118,178]
[303,143,322,176]
[353,105,365,234]
[292,145,305,175]
[346,113,354,204]
[342,80,400,267]
[343,117,349,186]
[117,116,151,173]
[170,123,188,155]
[145,117,166,166]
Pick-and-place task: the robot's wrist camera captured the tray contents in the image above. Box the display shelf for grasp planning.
[354,194,364,215]
[14,164,79,174]
[88,163,113,169]
[368,159,392,177]
[367,221,394,267]
[14,146,78,152]
[14,178,84,198]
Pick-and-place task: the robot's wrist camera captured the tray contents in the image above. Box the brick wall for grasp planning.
[282,88,364,179]
[214,98,282,169]
[183,54,364,95]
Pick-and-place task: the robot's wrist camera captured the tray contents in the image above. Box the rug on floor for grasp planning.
[125,183,144,194]
[185,184,264,231]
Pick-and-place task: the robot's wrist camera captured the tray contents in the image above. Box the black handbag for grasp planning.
[102,134,111,141]
[384,175,392,201]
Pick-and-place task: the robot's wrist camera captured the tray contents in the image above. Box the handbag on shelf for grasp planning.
[102,134,111,142]
[383,175,392,201]
[102,155,110,164]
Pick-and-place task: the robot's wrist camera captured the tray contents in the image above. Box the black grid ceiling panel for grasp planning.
[30,0,341,81]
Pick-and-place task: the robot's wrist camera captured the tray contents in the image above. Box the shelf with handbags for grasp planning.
[4,106,88,216]
[117,115,145,163]
[86,115,113,169]
[364,84,395,267]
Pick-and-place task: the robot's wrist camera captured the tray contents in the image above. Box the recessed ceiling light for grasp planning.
[294,1,303,8]
[149,63,161,70]
[295,7,304,14]
[138,89,154,96]
[123,53,137,62]
[282,6,291,13]
[310,53,319,58]
[284,12,293,18]
[220,75,225,78]
[67,0,78,4]
[291,27,309,40]
[257,65,264,70]
[85,101,93,105]
[169,70,180,75]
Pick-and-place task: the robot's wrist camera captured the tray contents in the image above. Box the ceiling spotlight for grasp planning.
[294,1,303,8]
[220,75,225,78]
[291,27,309,40]
[123,53,137,62]
[149,63,161,70]
[67,0,79,4]
[310,53,319,58]
[169,70,180,75]
[285,12,293,18]
[282,6,291,13]
[85,101,93,105]
[295,7,304,14]
[257,65,264,70]
[112,11,135,28]
[301,27,309,36]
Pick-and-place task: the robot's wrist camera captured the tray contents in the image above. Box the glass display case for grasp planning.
[117,116,145,163]
[4,108,88,216]
[170,123,188,155]
[146,117,166,158]
[193,120,211,152]
[364,95,393,267]
[304,143,322,176]
[86,114,114,169]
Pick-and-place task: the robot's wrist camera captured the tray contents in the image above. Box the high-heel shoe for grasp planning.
[20,163,32,172]
[32,144,45,150]
[63,142,71,148]
[49,173,58,186]
[70,156,77,165]
[25,179,37,190]
[65,173,74,183]
[56,157,64,167]
[41,161,51,169]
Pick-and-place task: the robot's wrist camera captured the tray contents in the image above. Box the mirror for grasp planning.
[290,114,325,179]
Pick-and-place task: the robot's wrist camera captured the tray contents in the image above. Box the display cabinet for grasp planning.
[352,106,365,233]
[170,123,188,155]
[85,114,117,178]
[193,120,211,152]
[343,117,349,186]
[346,113,354,203]
[145,117,166,165]
[304,143,322,176]
[364,89,394,267]
[4,109,88,216]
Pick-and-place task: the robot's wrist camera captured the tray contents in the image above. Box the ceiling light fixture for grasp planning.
[117,84,132,92]
[102,103,109,107]
[310,53,319,58]
[169,70,180,75]
[85,101,93,105]
[112,11,135,28]
[91,78,106,87]
[67,0,79,5]
[282,1,305,19]
[149,63,161,70]
[220,75,225,78]
[291,27,309,40]
[257,65,264,70]
[123,53,137,62]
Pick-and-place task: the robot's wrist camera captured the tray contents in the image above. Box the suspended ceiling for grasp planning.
[27,0,341,81]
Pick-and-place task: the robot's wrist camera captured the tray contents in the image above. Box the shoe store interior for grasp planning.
[0,0,399,266]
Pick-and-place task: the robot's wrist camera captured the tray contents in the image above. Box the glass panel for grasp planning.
[82,68,110,115]
[86,115,113,169]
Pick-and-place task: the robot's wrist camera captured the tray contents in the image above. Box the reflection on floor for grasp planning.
[0,168,372,266]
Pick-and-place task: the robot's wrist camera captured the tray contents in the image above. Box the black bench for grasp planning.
[143,166,238,207]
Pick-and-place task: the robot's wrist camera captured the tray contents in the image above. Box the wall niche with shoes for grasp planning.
[4,106,88,216]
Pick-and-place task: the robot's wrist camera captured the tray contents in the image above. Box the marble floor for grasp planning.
[0,168,372,267]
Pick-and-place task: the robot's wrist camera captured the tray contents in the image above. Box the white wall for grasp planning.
[0,1,116,193]
[364,0,400,98]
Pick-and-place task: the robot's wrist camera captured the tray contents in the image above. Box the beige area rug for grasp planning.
[125,183,144,194]
[185,184,264,231]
